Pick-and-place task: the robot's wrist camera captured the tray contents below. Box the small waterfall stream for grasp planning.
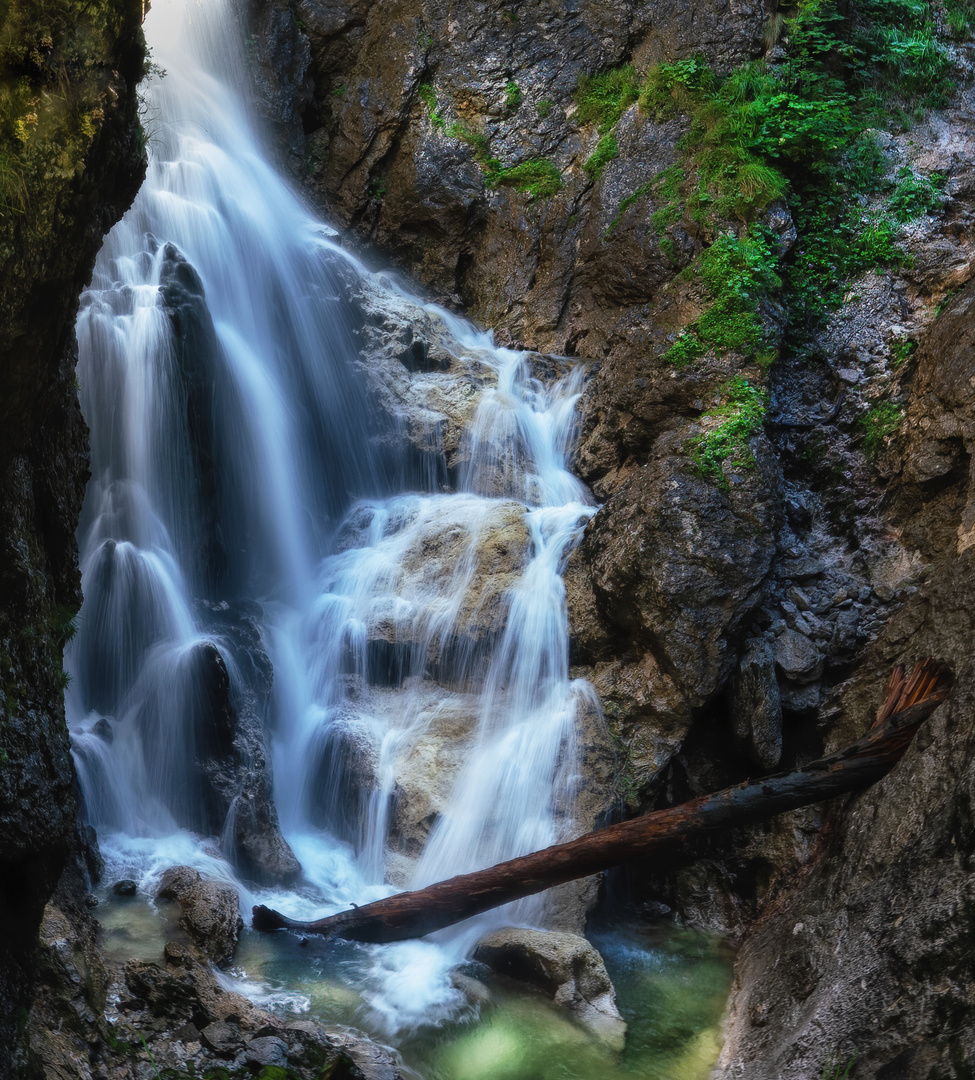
[67,0,602,1038]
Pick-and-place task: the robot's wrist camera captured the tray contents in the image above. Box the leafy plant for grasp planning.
[888,166,945,222]
[537,99,552,118]
[504,79,522,110]
[890,337,916,366]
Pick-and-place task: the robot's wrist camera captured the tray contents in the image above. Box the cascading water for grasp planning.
[67,0,606,1040]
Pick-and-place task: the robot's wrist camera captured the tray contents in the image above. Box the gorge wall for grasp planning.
[3,0,975,1077]
[0,2,146,1074]
[245,0,975,1075]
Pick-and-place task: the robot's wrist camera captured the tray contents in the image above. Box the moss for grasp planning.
[663,227,781,367]
[860,400,903,457]
[488,157,562,197]
[583,132,618,178]
[689,376,767,488]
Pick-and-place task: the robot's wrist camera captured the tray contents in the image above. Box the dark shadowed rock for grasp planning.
[730,640,782,771]
[773,628,823,683]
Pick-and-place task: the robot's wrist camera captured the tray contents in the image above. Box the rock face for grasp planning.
[192,602,302,886]
[584,430,779,706]
[249,0,766,351]
[713,280,975,1080]
[0,4,146,1075]
[474,926,627,1049]
[242,2,975,1075]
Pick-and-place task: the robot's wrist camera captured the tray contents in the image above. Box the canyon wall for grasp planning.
[0,2,146,1073]
[245,0,975,1074]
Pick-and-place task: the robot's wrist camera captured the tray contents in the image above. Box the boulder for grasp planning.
[156,866,243,965]
[473,927,626,1049]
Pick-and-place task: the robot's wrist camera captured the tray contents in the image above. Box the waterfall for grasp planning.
[68,0,597,1033]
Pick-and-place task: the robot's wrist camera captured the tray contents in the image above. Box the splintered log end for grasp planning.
[873,658,953,730]
[252,904,290,931]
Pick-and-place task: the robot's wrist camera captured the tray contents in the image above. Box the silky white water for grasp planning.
[67,0,600,1037]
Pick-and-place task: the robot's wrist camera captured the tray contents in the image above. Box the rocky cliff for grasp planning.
[245,0,975,1075]
[0,1,146,1074]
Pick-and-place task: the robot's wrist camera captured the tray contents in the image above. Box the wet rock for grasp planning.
[245,1035,290,1068]
[474,927,626,1049]
[191,601,302,886]
[586,651,691,809]
[201,1020,244,1057]
[156,866,243,965]
[449,969,492,1006]
[112,879,138,897]
[324,1027,415,1080]
[0,1,146,1068]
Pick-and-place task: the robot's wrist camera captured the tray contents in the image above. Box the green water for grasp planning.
[231,922,734,1080]
[96,889,733,1080]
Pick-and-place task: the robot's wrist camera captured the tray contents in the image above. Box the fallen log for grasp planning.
[254,659,951,943]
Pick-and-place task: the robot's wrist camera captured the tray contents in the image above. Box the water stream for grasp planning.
[66,0,731,1073]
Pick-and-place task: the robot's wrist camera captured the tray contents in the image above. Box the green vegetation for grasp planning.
[891,337,916,366]
[505,79,523,110]
[537,99,552,119]
[0,0,145,219]
[888,165,945,222]
[689,376,767,486]
[418,100,563,196]
[821,1055,857,1080]
[575,65,639,178]
[488,157,563,196]
[584,133,619,178]
[417,82,446,131]
[945,0,975,38]
[860,400,903,456]
[664,227,781,367]
[566,0,967,449]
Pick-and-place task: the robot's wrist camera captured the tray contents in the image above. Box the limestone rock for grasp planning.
[584,429,779,706]
[474,927,626,1049]
[773,628,823,683]
[244,1035,290,1068]
[730,640,782,771]
[156,867,243,966]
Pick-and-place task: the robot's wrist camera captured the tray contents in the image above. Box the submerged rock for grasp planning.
[474,927,627,1050]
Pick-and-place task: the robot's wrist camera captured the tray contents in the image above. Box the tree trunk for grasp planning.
[253,660,950,944]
